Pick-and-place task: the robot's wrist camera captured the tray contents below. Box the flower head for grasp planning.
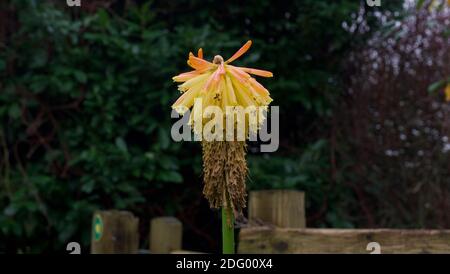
[172,41,273,213]
[172,40,273,137]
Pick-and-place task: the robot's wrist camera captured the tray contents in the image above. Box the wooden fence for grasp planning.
[90,190,450,254]
[90,210,201,254]
[239,190,450,254]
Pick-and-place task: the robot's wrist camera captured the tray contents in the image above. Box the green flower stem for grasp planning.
[222,206,235,254]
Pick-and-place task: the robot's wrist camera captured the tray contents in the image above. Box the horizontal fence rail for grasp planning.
[238,227,450,254]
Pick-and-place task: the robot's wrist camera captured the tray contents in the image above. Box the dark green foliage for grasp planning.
[0,0,404,253]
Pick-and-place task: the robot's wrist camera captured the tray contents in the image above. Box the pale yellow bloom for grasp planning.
[172,41,273,136]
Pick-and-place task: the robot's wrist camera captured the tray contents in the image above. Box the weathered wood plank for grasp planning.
[150,217,183,254]
[170,250,206,254]
[249,190,305,228]
[238,227,450,254]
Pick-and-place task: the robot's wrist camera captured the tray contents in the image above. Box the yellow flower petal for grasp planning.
[230,76,258,107]
[445,84,450,102]
[221,76,229,110]
[225,75,238,105]
[225,40,252,64]
[172,85,202,111]
[248,78,270,97]
[178,72,211,92]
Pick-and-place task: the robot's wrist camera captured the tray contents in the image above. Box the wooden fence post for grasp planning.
[249,190,306,228]
[150,217,182,254]
[90,210,139,254]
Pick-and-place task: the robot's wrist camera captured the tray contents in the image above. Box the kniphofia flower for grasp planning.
[172,40,273,136]
[171,40,273,220]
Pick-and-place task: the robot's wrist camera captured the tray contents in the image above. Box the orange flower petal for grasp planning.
[202,69,220,93]
[239,67,273,77]
[227,65,251,82]
[218,63,226,76]
[225,40,252,64]
[249,78,271,97]
[198,48,203,59]
[188,55,214,71]
[172,71,200,82]
[203,65,225,93]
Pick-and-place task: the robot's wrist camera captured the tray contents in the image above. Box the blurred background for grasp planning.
[0,0,449,253]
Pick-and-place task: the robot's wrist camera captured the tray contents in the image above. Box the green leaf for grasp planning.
[115,137,128,153]
[8,104,21,119]
[30,78,48,93]
[143,171,155,180]
[81,180,95,193]
[158,128,170,149]
[3,205,17,216]
[158,170,183,183]
[416,0,425,9]
[74,71,87,83]
[428,80,446,94]
[159,155,177,170]
[30,49,47,68]
[97,9,110,27]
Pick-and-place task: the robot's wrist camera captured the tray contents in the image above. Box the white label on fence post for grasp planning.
[66,242,81,254]
[366,242,381,254]
[67,0,81,7]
